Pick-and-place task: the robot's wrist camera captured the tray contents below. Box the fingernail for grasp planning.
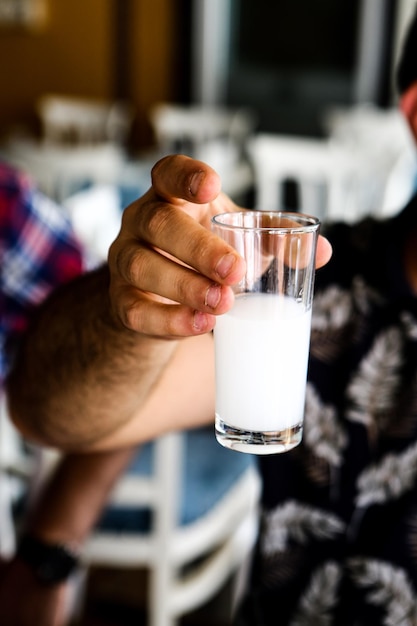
[215,253,236,279]
[204,284,221,309]
[189,171,204,196]
[193,311,207,331]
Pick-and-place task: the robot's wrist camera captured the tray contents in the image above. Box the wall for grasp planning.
[0,0,186,149]
[128,0,182,147]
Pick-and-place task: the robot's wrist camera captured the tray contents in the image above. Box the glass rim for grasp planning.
[211,210,320,234]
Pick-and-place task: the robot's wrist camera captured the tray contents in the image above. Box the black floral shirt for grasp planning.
[237,194,417,625]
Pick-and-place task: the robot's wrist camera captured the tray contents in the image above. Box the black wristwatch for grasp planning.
[17,534,80,585]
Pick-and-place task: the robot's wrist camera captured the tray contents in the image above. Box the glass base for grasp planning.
[215,419,303,455]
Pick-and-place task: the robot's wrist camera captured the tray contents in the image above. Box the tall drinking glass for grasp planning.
[211,211,320,454]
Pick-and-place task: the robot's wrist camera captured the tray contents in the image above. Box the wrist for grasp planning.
[16,533,80,586]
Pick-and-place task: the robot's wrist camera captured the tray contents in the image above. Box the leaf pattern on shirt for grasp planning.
[355,441,417,508]
[289,561,342,626]
[310,277,383,364]
[350,275,385,316]
[400,311,417,342]
[346,327,404,435]
[310,285,354,362]
[261,501,345,557]
[312,285,354,332]
[348,558,417,626]
[304,383,347,468]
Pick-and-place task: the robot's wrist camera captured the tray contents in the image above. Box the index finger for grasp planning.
[124,154,332,288]
[151,154,223,205]
[118,155,245,286]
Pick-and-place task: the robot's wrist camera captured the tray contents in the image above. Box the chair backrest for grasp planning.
[249,134,354,222]
[150,102,255,156]
[36,94,134,147]
[322,104,409,159]
[323,103,417,218]
[81,427,261,626]
[247,132,393,223]
[149,103,256,200]
[6,135,127,204]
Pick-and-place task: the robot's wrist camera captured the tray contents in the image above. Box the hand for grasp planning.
[0,556,69,626]
[108,154,332,338]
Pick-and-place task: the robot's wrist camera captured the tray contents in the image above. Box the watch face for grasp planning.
[18,536,79,585]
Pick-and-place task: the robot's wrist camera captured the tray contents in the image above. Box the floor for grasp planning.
[72,566,234,626]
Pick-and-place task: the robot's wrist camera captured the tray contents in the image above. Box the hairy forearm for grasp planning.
[6,265,177,450]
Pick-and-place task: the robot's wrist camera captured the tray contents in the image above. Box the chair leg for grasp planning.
[148,566,178,626]
[66,567,89,623]
[0,475,16,557]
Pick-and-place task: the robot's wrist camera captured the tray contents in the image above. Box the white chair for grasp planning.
[5,94,135,203]
[149,102,256,201]
[36,94,134,147]
[0,398,260,626]
[81,427,261,626]
[5,137,127,204]
[248,133,384,223]
[323,103,416,218]
[0,396,35,557]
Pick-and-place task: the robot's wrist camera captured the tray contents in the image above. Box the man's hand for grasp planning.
[7,154,332,450]
[108,155,332,338]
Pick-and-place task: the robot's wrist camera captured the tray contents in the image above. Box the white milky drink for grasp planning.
[214,293,312,434]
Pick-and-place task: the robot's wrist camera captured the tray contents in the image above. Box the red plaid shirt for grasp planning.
[0,161,84,386]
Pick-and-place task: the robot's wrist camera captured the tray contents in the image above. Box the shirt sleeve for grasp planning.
[0,166,84,384]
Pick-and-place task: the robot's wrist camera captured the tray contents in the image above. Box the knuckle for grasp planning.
[117,290,149,332]
[126,247,148,284]
[141,202,173,241]
[174,272,208,310]
[122,302,142,331]
[115,243,151,287]
[173,275,191,305]
[159,306,192,338]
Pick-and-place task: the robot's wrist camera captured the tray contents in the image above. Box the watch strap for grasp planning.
[17,534,80,585]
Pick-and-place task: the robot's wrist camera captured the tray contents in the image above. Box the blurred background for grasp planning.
[0,0,412,144]
[1,1,417,625]
[0,0,416,239]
